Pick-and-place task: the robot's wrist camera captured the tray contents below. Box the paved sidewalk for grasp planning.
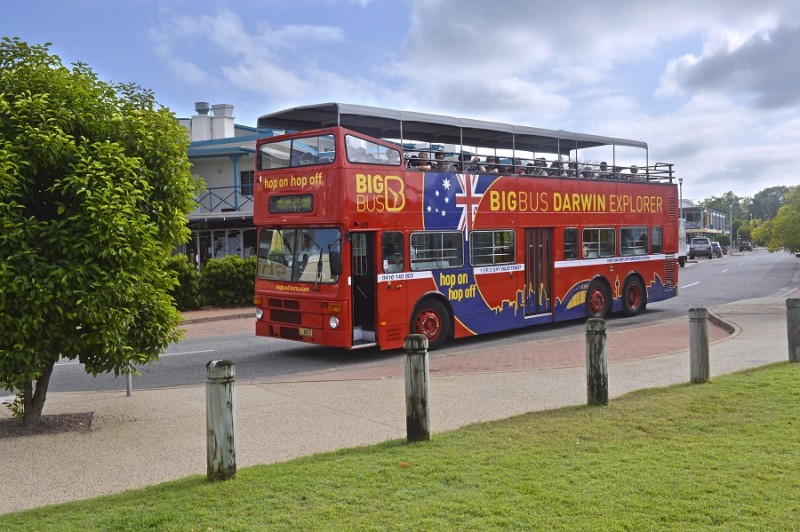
[0,295,797,515]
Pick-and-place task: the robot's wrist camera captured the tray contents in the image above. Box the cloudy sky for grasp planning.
[5,0,800,202]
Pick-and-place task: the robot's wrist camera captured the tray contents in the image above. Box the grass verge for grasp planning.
[2,363,799,530]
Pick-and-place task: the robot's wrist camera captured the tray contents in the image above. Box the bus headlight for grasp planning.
[255,308,264,321]
[329,315,340,329]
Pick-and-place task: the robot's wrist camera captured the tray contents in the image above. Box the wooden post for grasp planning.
[689,308,710,383]
[788,299,800,363]
[585,318,608,406]
[206,360,236,481]
[404,334,430,442]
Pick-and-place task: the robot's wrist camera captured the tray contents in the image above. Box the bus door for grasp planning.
[350,232,376,345]
[524,228,552,316]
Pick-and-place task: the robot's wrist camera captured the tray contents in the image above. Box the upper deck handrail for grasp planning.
[256,102,648,155]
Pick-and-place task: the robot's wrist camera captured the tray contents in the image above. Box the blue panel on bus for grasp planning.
[422,172,500,233]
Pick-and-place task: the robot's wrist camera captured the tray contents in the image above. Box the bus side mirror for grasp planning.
[329,251,342,276]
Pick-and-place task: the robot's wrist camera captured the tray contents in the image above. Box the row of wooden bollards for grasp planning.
[205,298,800,480]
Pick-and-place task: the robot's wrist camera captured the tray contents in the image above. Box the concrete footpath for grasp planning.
[1,292,798,515]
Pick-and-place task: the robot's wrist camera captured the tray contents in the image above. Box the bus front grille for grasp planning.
[271,309,301,324]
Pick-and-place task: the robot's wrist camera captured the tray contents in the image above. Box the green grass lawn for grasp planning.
[3,363,799,531]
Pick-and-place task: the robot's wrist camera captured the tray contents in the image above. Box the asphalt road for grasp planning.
[43,248,799,393]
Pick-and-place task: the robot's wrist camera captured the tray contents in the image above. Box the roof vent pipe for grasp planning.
[195,101,211,115]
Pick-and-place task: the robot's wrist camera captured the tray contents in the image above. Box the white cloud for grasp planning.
[145,1,800,199]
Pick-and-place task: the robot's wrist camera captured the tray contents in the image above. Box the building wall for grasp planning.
[179,103,270,266]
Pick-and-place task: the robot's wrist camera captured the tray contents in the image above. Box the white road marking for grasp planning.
[681,281,699,289]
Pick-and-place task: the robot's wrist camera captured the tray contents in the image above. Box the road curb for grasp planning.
[181,312,252,325]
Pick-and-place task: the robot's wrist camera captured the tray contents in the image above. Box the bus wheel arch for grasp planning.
[585,277,612,319]
[410,295,452,350]
[621,274,647,316]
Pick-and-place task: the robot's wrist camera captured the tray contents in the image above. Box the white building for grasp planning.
[178,102,277,267]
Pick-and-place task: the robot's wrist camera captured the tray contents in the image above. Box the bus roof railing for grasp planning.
[256,102,649,155]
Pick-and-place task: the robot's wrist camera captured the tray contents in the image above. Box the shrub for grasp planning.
[201,255,256,307]
[166,254,203,310]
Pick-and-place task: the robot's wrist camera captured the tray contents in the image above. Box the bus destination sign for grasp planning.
[269,194,314,214]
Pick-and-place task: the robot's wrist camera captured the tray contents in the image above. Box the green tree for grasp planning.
[750,186,789,221]
[752,187,800,253]
[0,38,199,427]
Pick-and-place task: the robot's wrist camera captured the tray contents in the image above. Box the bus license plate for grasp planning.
[299,327,312,337]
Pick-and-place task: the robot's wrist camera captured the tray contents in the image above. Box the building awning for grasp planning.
[687,228,723,234]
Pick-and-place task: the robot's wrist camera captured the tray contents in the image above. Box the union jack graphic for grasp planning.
[456,173,482,235]
[422,172,498,239]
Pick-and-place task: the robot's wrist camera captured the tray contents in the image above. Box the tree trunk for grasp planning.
[22,360,55,428]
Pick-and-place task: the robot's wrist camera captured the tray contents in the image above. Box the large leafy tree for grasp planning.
[750,185,789,221]
[0,38,198,427]
[753,186,800,253]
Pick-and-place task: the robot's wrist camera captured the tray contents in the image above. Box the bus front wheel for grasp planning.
[411,299,450,350]
[586,280,611,319]
[621,276,647,316]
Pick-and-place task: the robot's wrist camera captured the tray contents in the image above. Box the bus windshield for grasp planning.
[257,227,341,284]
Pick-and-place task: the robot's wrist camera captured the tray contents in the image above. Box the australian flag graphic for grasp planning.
[422,172,500,237]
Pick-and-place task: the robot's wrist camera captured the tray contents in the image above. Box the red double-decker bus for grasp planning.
[253,103,679,350]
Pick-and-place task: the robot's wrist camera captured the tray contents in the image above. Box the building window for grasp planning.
[240,170,254,196]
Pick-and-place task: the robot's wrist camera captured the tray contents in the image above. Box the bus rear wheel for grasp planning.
[586,280,611,319]
[622,276,646,316]
[411,299,450,350]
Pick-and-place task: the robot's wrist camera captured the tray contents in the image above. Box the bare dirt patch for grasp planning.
[0,412,93,439]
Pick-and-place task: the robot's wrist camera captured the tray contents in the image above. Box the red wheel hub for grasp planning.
[589,289,605,314]
[415,310,441,340]
[626,285,641,308]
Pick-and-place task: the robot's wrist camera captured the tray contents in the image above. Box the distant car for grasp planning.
[689,237,713,259]
[740,241,752,251]
[711,241,723,258]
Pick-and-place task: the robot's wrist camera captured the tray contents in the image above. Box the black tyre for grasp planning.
[585,280,611,319]
[411,298,451,350]
[621,276,647,317]
[679,256,686,267]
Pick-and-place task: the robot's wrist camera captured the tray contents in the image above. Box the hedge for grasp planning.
[168,254,256,310]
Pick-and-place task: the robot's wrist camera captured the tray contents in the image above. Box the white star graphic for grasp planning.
[442,178,451,190]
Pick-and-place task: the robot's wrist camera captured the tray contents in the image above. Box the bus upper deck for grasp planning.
[255,102,676,185]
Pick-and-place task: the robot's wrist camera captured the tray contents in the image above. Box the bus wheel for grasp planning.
[622,276,646,316]
[412,299,450,350]
[586,280,611,319]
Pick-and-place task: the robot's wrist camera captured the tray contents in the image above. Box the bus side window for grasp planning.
[564,228,578,260]
[651,227,662,253]
[382,231,404,273]
[621,228,635,256]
